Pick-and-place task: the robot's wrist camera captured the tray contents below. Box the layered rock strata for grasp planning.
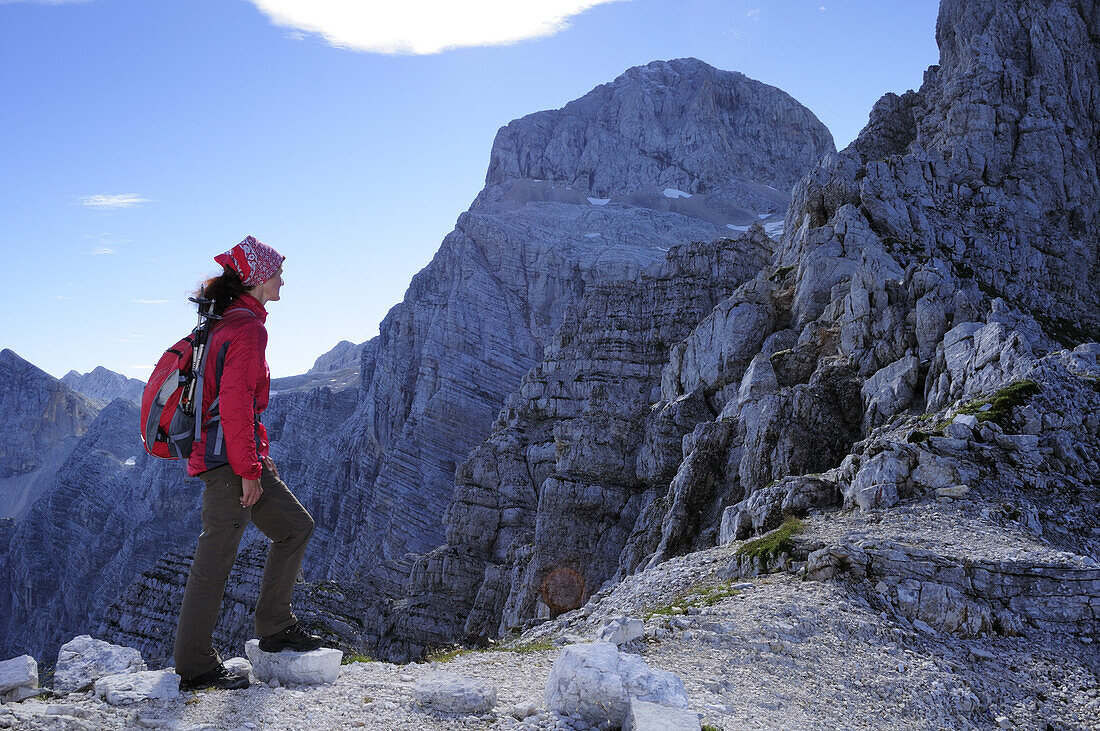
[397,230,773,656]
[0,399,201,660]
[396,0,1100,651]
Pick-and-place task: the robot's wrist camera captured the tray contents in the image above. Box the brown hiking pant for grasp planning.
[173,462,315,679]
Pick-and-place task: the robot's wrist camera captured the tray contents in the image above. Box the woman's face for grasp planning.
[257,266,284,303]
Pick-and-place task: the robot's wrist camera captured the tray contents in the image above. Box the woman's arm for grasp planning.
[219,322,268,482]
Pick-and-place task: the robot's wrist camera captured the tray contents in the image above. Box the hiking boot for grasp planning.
[259,622,324,653]
[179,663,250,691]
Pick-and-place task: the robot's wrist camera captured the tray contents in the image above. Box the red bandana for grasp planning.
[214,236,284,287]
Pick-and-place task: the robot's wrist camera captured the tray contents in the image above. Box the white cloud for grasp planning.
[79,193,151,209]
[745,7,761,19]
[93,246,115,255]
[247,0,630,55]
[132,299,168,304]
[820,5,827,10]
[53,295,71,300]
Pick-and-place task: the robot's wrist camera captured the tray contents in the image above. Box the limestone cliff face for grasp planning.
[395,0,1100,651]
[292,58,834,606]
[393,230,773,657]
[0,350,100,520]
[308,340,366,375]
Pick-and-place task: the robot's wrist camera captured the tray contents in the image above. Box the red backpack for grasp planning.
[140,298,224,460]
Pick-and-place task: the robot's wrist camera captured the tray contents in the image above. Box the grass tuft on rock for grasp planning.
[643,579,744,619]
[426,639,555,663]
[955,379,1040,427]
[736,517,805,563]
[340,653,372,665]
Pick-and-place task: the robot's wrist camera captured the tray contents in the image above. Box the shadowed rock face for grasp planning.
[0,399,202,661]
[392,230,774,659]
[0,350,99,481]
[392,0,1100,654]
[0,350,100,520]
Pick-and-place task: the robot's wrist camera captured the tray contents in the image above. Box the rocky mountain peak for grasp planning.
[61,366,145,406]
[0,350,99,481]
[0,349,101,520]
[483,56,835,199]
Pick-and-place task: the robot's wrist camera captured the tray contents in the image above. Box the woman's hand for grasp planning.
[262,456,279,479]
[241,478,263,508]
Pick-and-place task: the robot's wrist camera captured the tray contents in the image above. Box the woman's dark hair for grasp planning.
[195,266,247,317]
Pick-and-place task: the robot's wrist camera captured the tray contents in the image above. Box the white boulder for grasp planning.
[94,670,179,705]
[595,616,644,646]
[54,636,145,693]
[412,672,497,714]
[244,640,341,686]
[0,655,37,693]
[623,698,702,730]
[544,643,689,725]
[223,657,252,677]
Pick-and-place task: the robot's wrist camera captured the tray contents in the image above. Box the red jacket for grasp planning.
[186,294,271,479]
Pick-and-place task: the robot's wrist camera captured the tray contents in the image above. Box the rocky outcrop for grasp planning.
[393,0,1100,652]
[396,230,772,656]
[291,58,832,616]
[60,367,144,407]
[0,350,99,520]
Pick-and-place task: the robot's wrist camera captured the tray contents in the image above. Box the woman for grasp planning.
[174,236,322,692]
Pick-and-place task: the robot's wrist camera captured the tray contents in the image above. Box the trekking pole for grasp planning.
[183,297,221,417]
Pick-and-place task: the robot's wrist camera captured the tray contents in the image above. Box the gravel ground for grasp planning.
[4,498,1098,730]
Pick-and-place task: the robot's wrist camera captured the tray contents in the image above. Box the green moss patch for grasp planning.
[735,517,805,563]
[955,379,1040,427]
[340,653,372,665]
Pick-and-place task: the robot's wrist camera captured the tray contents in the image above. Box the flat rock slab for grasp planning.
[623,698,701,731]
[0,654,37,693]
[55,636,145,693]
[412,672,497,714]
[94,670,179,705]
[244,640,341,686]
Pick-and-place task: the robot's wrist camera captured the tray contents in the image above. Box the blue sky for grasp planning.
[0,0,939,380]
